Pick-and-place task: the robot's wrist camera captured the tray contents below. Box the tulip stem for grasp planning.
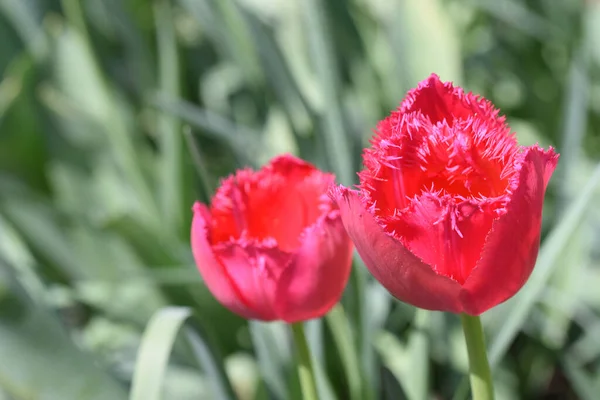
[291,322,319,400]
[460,314,494,400]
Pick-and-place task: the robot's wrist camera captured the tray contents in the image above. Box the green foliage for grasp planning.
[0,0,599,398]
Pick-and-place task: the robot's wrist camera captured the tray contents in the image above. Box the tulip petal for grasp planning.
[212,241,292,321]
[387,194,495,284]
[399,73,503,128]
[460,146,559,315]
[191,202,265,319]
[274,211,354,323]
[332,187,463,312]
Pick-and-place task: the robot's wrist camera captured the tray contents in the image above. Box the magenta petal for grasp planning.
[274,212,353,323]
[460,146,559,315]
[332,187,463,312]
[191,203,264,319]
[213,240,293,322]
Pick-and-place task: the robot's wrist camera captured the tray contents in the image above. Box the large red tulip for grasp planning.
[191,155,353,322]
[331,74,559,315]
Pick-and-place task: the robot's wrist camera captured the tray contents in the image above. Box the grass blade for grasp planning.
[154,0,184,235]
[151,94,260,167]
[131,306,237,400]
[184,327,238,400]
[0,0,49,61]
[248,321,290,399]
[325,305,362,400]
[0,257,127,400]
[406,309,430,400]
[56,0,159,226]
[374,331,411,400]
[301,0,354,185]
[183,126,215,201]
[130,307,193,400]
[388,0,462,87]
[562,355,598,400]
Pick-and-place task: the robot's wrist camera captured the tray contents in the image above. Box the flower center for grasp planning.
[209,167,333,252]
[360,111,520,284]
[362,115,518,217]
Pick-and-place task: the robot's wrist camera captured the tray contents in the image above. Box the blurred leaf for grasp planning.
[544,26,591,343]
[248,321,290,400]
[562,355,598,400]
[470,0,562,40]
[1,197,83,278]
[183,126,215,200]
[177,0,261,84]
[374,309,430,400]
[405,310,430,400]
[311,354,337,400]
[369,0,462,99]
[0,258,127,400]
[373,331,410,400]
[325,305,362,400]
[300,0,354,185]
[359,268,391,399]
[0,214,45,302]
[131,307,236,400]
[49,16,158,226]
[557,47,590,211]
[130,307,192,400]
[239,6,313,135]
[223,353,259,400]
[396,0,462,86]
[185,327,239,400]
[152,94,261,167]
[0,66,22,120]
[0,0,49,61]
[589,2,600,67]
[154,0,185,235]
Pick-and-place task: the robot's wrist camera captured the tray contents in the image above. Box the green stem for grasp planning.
[291,322,319,400]
[460,314,494,400]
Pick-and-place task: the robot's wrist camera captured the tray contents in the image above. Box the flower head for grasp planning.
[332,74,558,315]
[192,154,353,322]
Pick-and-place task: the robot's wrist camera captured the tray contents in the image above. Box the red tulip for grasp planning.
[332,74,559,315]
[191,155,353,322]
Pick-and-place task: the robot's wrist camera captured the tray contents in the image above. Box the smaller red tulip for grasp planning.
[331,74,559,315]
[191,154,353,322]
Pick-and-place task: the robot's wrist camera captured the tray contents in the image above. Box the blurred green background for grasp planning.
[1,0,600,399]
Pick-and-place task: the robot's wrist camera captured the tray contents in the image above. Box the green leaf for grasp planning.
[130,307,236,400]
[311,353,337,400]
[300,0,355,185]
[406,309,430,400]
[373,331,410,400]
[470,0,560,40]
[151,94,261,167]
[562,355,598,400]
[0,258,127,400]
[184,327,239,400]
[396,0,463,86]
[370,0,462,101]
[130,307,193,400]
[374,309,430,400]
[49,14,158,226]
[154,0,184,235]
[0,0,49,61]
[325,305,362,400]
[248,321,290,399]
[177,0,262,84]
[239,8,313,136]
